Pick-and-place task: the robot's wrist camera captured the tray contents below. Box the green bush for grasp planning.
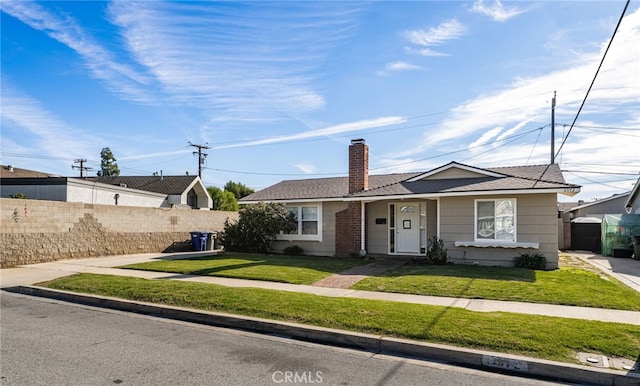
[426,237,447,265]
[514,253,547,270]
[283,245,304,256]
[218,203,296,253]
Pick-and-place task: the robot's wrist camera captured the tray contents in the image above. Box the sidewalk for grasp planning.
[2,251,639,325]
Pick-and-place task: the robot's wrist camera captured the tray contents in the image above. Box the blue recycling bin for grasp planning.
[190,231,205,251]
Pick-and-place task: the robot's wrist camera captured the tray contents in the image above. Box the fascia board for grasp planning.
[343,187,580,202]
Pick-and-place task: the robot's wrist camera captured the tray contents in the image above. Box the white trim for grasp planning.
[277,203,323,242]
[454,241,539,249]
[436,198,441,238]
[360,201,366,252]
[474,198,517,242]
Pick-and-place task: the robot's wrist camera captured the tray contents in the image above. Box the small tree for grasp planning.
[207,186,239,211]
[97,147,120,177]
[224,180,255,200]
[219,202,296,253]
[9,193,28,199]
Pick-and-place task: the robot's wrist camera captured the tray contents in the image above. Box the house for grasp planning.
[564,192,631,220]
[240,139,581,269]
[625,176,640,215]
[0,165,212,209]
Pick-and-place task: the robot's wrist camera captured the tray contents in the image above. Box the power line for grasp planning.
[534,0,630,187]
[553,0,631,161]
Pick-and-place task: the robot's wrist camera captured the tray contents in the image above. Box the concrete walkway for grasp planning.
[2,251,639,326]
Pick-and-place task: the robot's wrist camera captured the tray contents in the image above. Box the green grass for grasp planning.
[352,264,640,311]
[40,273,640,365]
[119,254,369,285]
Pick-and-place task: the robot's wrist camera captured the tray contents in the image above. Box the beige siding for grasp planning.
[426,168,486,179]
[440,194,559,269]
[272,201,347,257]
[426,199,438,241]
[366,201,390,254]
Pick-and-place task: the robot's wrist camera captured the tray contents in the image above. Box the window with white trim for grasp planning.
[475,199,516,242]
[281,204,322,241]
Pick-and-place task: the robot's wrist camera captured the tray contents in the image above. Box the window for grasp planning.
[282,204,322,241]
[475,199,516,242]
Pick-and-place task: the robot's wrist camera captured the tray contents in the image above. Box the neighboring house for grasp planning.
[240,139,581,269]
[625,176,640,214]
[564,192,631,220]
[0,165,212,209]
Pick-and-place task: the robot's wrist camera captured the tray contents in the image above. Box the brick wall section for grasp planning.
[335,202,362,256]
[0,198,238,267]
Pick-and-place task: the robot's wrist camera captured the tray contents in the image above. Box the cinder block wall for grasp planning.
[0,198,238,267]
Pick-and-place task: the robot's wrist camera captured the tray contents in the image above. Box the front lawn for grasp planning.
[352,264,640,311]
[119,254,369,285]
[40,273,640,365]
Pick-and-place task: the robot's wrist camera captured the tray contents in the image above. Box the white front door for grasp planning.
[396,204,420,254]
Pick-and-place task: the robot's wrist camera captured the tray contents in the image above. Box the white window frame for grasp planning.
[474,198,517,243]
[279,203,323,242]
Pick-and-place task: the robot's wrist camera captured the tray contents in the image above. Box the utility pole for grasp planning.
[72,159,92,178]
[550,91,556,164]
[188,142,210,178]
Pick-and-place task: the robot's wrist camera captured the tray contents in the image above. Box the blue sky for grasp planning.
[1,1,639,203]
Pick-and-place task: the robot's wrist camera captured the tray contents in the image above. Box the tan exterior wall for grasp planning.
[366,201,389,254]
[0,198,238,267]
[272,201,347,257]
[440,193,559,269]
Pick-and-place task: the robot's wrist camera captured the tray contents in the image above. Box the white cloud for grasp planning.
[405,19,466,46]
[386,61,423,72]
[377,61,423,75]
[468,126,504,149]
[215,116,407,149]
[292,163,316,174]
[470,0,528,22]
[380,7,640,192]
[1,0,154,103]
[107,0,363,122]
[0,85,95,162]
[404,47,449,57]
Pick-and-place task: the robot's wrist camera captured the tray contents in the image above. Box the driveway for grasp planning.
[569,251,640,293]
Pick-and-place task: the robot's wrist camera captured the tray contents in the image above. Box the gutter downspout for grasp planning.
[360,201,366,254]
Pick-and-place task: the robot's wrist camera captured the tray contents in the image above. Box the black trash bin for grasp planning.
[632,235,640,260]
[190,231,204,251]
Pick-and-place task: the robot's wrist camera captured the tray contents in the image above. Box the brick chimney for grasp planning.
[349,139,369,194]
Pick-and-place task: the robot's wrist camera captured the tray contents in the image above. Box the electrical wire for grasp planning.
[533,0,631,186]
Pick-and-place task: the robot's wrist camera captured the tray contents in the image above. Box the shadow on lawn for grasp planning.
[369,263,537,283]
[163,254,371,276]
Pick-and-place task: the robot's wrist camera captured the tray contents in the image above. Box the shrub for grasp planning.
[426,237,447,265]
[283,245,304,256]
[218,202,296,253]
[514,253,547,270]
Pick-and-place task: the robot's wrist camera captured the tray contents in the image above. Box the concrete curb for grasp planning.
[7,285,640,386]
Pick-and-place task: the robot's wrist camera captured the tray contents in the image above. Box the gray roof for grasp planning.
[241,162,580,202]
[87,176,199,195]
[0,165,61,178]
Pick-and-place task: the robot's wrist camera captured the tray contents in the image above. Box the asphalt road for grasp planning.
[0,292,567,386]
